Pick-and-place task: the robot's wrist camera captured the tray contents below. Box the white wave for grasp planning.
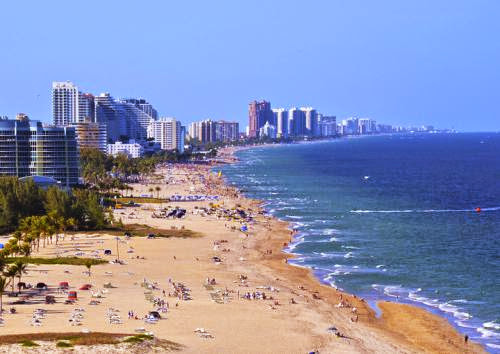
[483,321,500,330]
[383,285,405,297]
[342,245,360,249]
[344,252,354,258]
[449,299,469,304]
[351,206,500,213]
[376,264,385,268]
[456,321,477,329]
[438,303,472,320]
[286,215,303,220]
[486,343,500,349]
[329,237,340,242]
[478,326,500,338]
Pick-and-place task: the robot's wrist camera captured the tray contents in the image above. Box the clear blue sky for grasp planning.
[0,0,499,131]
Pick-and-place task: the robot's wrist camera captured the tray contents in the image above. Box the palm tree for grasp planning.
[84,260,92,278]
[19,242,31,257]
[14,261,27,294]
[57,217,75,245]
[4,264,18,294]
[155,186,161,199]
[148,187,154,197]
[0,276,9,314]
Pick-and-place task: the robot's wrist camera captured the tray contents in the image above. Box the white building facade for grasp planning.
[107,141,144,158]
[147,117,184,153]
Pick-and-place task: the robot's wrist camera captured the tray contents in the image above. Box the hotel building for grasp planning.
[147,117,184,153]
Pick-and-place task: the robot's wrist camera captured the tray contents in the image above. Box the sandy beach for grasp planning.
[0,146,485,353]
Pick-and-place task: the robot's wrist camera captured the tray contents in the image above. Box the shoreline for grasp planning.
[217,144,486,353]
[0,143,486,353]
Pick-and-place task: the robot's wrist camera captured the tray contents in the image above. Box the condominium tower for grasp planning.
[147,117,184,153]
[0,118,79,187]
[272,108,288,138]
[248,100,273,138]
[52,81,94,125]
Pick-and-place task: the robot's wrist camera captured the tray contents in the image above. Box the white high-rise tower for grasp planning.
[52,81,79,126]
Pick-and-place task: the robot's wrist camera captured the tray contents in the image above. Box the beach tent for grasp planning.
[79,284,92,290]
[36,282,47,289]
[149,311,161,319]
[68,291,77,300]
[104,249,112,255]
[59,282,69,289]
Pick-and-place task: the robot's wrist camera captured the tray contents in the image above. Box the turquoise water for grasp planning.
[220,133,500,352]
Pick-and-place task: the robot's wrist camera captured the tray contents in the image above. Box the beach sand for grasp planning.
[0,147,485,353]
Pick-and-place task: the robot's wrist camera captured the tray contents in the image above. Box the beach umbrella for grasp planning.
[0,243,4,249]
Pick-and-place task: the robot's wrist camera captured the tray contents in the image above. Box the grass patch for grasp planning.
[116,197,167,204]
[123,334,153,343]
[91,224,202,239]
[20,340,39,347]
[0,332,183,350]
[56,341,73,348]
[4,257,108,266]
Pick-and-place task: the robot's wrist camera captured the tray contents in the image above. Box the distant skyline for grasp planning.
[0,1,499,131]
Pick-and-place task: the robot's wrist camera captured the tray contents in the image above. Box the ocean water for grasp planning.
[220,133,500,352]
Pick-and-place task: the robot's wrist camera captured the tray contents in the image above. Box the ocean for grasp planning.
[220,133,500,352]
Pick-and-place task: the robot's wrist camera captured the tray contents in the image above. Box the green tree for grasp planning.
[0,276,8,313]
[44,187,72,219]
[4,264,18,293]
[14,261,27,294]
[84,259,92,278]
[79,148,108,186]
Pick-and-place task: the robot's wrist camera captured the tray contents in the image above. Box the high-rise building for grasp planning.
[248,100,273,138]
[52,81,79,126]
[147,117,184,153]
[70,120,108,152]
[259,121,277,139]
[120,98,158,140]
[301,107,318,136]
[95,94,158,142]
[214,121,239,142]
[94,93,127,142]
[189,120,239,143]
[272,108,288,138]
[288,107,305,136]
[341,117,359,135]
[78,93,95,123]
[0,119,79,187]
[188,120,216,144]
[358,118,377,134]
[53,81,94,125]
[319,116,337,137]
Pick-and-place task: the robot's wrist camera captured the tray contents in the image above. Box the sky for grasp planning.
[0,0,499,131]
